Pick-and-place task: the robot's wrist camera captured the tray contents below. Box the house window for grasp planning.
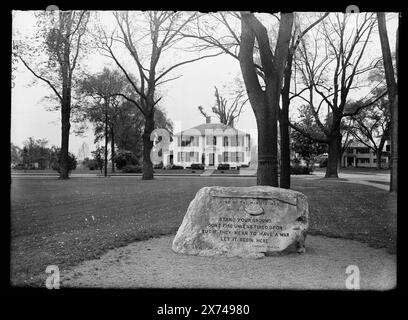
[386,145,390,152]
[181,136,195,147]
[223,136,229,147]
[206,136,216,146]
[240,136,245,146]
[231,136,237,147]
[357,158,370,164]
[238,152,244,162]
[223,151,229,162]
[357,148,370,154]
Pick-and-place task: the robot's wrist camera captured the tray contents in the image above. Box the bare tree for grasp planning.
[16,11,89,179]
[279,12,329,188]
[198,86,247,126]
[239,12,294,186]
[377,12,398,192]
[96,11,222,180]
[290,13,386,178]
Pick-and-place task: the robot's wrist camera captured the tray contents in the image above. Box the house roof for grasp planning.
[347,138,390,149]
[175,122,248,137]
[347,140,370,148]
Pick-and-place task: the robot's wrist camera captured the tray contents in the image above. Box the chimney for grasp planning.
[206,116,211,124]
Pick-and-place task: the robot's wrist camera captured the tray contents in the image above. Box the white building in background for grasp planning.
[159,117,251,169]
[341,139,391,168]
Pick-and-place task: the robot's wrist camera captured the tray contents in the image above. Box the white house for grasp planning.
[341,139,391,168]
[159,117,251,169]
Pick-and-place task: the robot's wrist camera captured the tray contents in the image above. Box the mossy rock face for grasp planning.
[172,186,309,259]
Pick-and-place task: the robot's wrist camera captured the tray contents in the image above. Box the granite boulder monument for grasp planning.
[172,186,309,259]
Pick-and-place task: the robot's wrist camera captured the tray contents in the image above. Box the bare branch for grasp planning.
[18,55,62,102]
[155,52,223,84]
[289,121,329,143]
[344,90,388,116]
[112,93,145,116]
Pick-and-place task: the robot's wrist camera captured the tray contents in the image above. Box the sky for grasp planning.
[11,11,399,158]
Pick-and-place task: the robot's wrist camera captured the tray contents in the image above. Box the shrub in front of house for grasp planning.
[121,165,142,173]
[51,151,77,173]
[114,150,139,170]
[86,159,100,170]
[153,161,163,169]
[171,165,184,170]
[191,163,204,170]
[217,163,230,170]
[290,165,312,175]
[318,157,328,168]
[163,164,184,170]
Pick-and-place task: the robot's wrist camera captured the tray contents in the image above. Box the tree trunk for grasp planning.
[325,133,341,178]
[280,52,293,189]
[111,126,115,173]
[376,150,382,169]
[142,112,155,180]
[257,108,279,186]
[279,114,290,188]
[59,99,71,180]
[239,13,292,187]
[104,106,108,177]
[392,27,398,192]
[377,13,398,192]
[390,95,398,191]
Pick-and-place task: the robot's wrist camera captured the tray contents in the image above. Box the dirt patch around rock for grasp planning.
[61,234,396,290]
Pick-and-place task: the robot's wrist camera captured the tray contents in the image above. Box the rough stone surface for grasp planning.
[172,186,309,258]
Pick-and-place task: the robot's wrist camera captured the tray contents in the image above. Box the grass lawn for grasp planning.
[11,168,242,175]
[10,176,396,286]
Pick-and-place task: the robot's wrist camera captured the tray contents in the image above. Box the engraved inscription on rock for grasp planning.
[172,186,309,258]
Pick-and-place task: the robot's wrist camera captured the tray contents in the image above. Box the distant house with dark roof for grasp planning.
[161,116,251,168]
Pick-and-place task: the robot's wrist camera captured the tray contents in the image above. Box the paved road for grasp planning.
[304,171,390,191]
